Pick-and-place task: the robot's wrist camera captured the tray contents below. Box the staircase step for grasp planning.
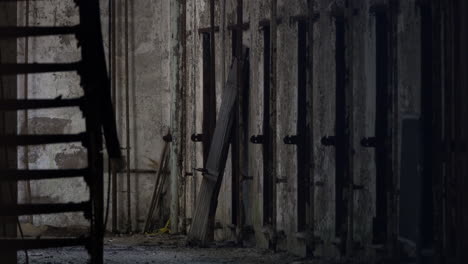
[0,168,90,182]
[0,26,80,39]
[0,133,87,146]
[0,62,81,75]
[0,202,91,216]
[0,98,84,111]
[0,237,90,250]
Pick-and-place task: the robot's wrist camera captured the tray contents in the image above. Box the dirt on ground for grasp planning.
[17,232,310,264]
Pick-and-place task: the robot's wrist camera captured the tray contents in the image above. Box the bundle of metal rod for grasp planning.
[143,142,170,233]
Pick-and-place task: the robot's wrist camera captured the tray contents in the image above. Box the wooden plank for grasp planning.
[188,57,240,245]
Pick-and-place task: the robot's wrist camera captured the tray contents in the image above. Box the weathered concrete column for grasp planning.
[170,0,183,234]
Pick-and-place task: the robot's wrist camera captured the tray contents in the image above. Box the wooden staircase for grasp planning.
[0,0,121,263]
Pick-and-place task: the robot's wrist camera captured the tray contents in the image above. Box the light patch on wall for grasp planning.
[54,145,87,169]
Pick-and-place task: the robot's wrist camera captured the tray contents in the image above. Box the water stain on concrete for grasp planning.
[27,147,40,164]
[23,117,71,134]
[54,145,87,169]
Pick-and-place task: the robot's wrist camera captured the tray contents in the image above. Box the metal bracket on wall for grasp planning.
[163,134,172,143]
[321,136,336,147]
[312,181,325,187]
[194,168,207,174]
[191,133,204,142]
[240,173,253,182]
[258,18,283,30]
[276,178,287,184]
[250,134,264,144]
[289,12,320,26]
[283,135,300,145]
[295,231,324,245]
[360,137,378,148]
[228,22,250,31]
[329,7,345,19]
[226,224,237,231]
[197,26,220,35]
[353,184,365,191]
[369,4,388,15]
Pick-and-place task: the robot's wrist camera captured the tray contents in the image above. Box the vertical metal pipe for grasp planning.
[236,0,243,233]
[180,0,188,235]
[24,0,33,225]
[203,0,219,240]
[221,0,226,98]
[111,0,118,234]
[387,1,399,257]
[429,3,443,262]
[262,25,272,226]
[306,0,315,250]
[210,0,215,101]
[124,0,132,233]
[270,0,278,238]
[334,15,346,250]
[170,0,182,234]
[344,6,354,256]
[190,0,198,221]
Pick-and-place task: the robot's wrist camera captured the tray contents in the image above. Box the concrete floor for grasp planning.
[17,234,302,264]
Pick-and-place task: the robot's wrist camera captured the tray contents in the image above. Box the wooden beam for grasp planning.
[188,57,241,245]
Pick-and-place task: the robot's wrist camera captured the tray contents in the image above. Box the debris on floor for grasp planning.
[17,234,300,264]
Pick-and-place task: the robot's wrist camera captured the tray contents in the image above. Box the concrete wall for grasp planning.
[19,0,426,260]
[17,0,172,232]
[183,0,423,260]
[17,0,88,227]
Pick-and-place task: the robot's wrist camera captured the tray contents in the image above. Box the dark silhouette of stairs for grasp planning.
[0,1,122,263]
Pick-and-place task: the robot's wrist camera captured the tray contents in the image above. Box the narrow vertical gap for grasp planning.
[426,1,443,262]
[452,2,464,262]
[202,33,215,162]
[373,12,389,244]
[262,26,272,226]
[334,17,346,238]
[206,0,216,162]
[241,48,250,227]
[297,21,308,231]
[231,29,239,226]
[443,3,456,259]
[420,4,434,252]
[231,30,238,59]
